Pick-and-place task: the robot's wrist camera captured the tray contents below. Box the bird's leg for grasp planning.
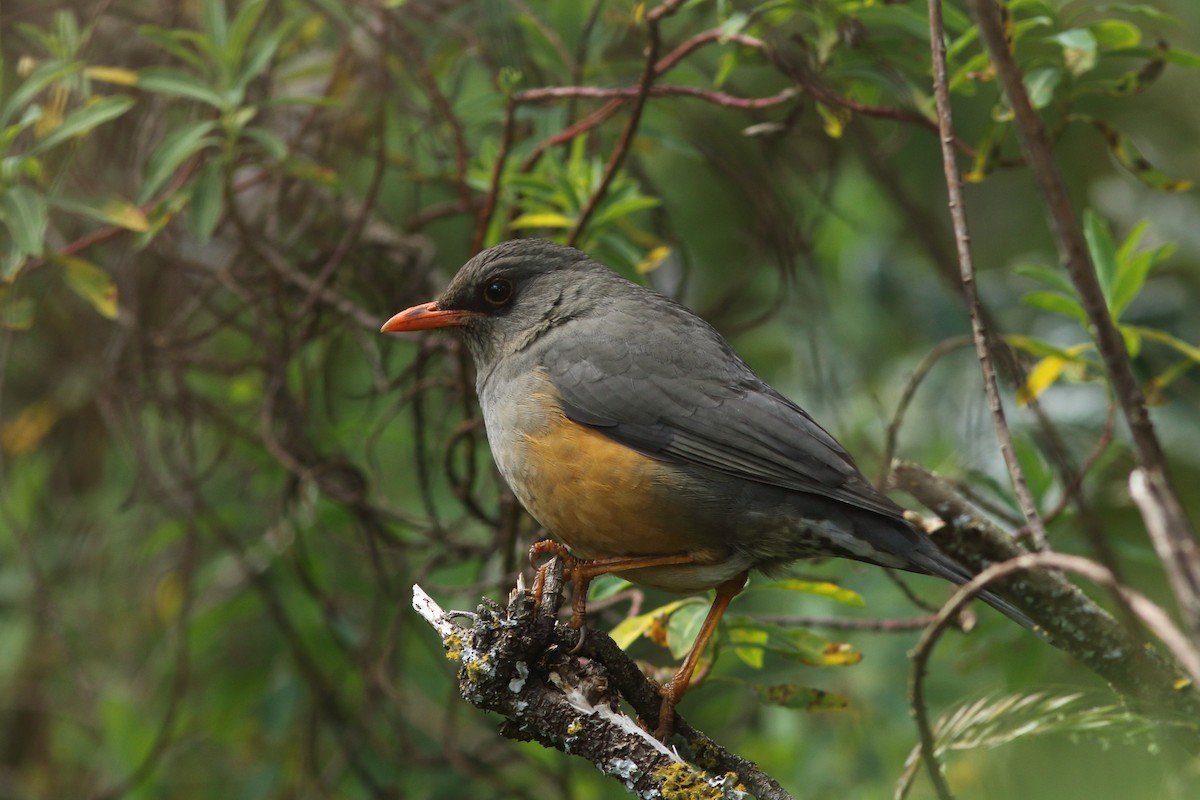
[528,540,695,642]
[655,572,748,740]
[529,539,572,609]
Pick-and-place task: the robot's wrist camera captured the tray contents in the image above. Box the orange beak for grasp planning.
[380,302,480,332]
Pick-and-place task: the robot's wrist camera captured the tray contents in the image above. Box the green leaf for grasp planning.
[242,126,288,161]
[1165,49,1200,70]
[589,195,661,229]
[1099,4,1177,24]
[1110,224,1174,317]
[729,626,768,669]
[1051,29,1098,75]
[1,186,48,258]
[1005,335,1085,361]
[58,254,118,319]
[138,120,218,204]
[235,16,291,97]
[666,602,708,660]
[0,288,35,330]
[1083,209,1118,303]
[138,67,226,108]
[608,598,704,650]
[726,618,861,667]
[202,0,230,54]
[748,579,865,607]
[1024,67,1062,109]
[227,0,268,70]
[137,25,211,72]
[1090,20,1141,50]
[1021,290,1089,325]
[48,195,149,232]
[586,574,631,602]
[0,59,81,129]
[1076,116,1194,191]
[1126,326,1200,362]
[1015,263,1075,295]
[751,683,848,711]
[29,95,134,154]
[188,158,225,243]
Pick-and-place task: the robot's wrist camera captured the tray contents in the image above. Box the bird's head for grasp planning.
[381,239,630,372]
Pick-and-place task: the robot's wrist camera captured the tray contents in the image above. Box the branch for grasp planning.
[926,0,1047,550]
[411,571,793,800]
[967,0,1199,623]
[893,462,1200,722]
[567,1,666,246]
[908,550,1200,797]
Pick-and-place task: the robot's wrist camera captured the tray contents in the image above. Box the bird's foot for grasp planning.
[529,540,591,649]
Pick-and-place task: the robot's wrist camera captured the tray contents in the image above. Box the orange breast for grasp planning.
[509,399,698,560]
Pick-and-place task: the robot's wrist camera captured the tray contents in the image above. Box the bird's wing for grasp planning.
[540,303,904,520]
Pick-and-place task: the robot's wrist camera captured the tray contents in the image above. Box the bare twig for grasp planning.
[908,550,1200,798]
[967,0,1198,610]
[1130,469,1200,639]
[471,98,516,254]
[878,335,972,488]
[566,0,668,245]
[927,0,1048,551]
[516,83,798,110]
[894,462,1200,721]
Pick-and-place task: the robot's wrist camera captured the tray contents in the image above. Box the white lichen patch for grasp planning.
[509,661,529,692]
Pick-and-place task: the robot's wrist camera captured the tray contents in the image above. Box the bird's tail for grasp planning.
[906,546,1039,633]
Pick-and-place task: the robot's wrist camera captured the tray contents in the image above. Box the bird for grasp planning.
[381,238,1033,736]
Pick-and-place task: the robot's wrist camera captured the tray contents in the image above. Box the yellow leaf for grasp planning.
[100,198,150,232]
[84,66,140,86]
[1,401,59,456]
[729,626,769,669]
[818,642,863,667]
[608,598,700,649]
[509,212,574,230]
[57,255,119,319]
[817,103,850,139]
[155,571,185,623]
[636,245,671,274]
[35,84,68,139]
[1017,355,1067,406]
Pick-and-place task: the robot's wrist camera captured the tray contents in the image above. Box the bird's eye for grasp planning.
[482,277,513,306]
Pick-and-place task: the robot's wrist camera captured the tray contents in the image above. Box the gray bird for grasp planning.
[382,238,1032,733]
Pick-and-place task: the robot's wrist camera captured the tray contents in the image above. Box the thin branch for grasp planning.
[893,462,1200,722]
[471,98,516,254]
[566,2,665,246]
[516,83,798,109]
[519,24,770,174]
[927,0,1048,550]
[1130,468,1200,638]
[393,16,474,217]
[908,550,1200,798]
[878,335,972,488]
[967,0,1198,597]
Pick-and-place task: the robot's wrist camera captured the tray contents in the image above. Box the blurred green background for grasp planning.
[1,1,1199,797]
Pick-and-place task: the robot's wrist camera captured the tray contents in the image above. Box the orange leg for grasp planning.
[656,572,748,739]
[529,539,694,630]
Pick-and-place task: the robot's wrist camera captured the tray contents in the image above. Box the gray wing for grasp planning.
[541,299,905,520]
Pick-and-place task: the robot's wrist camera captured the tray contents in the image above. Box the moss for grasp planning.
[654,763,746,800]
[443,632,464,662]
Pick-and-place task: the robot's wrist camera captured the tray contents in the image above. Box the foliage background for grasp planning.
[1,0,1199,798]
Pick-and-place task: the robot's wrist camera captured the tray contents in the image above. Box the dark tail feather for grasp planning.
[907,548,1040,633]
